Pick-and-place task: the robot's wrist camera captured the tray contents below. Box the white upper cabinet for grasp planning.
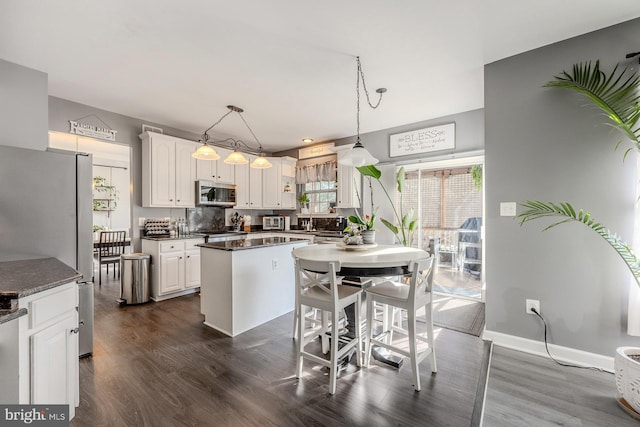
[234,158,252,209]
[280,157,296,209]
[261,158,282,209]
[336,149,361,208]
[196,146,235,184]
[249,157,263,209]
[141,132,197,208]
[174,140,197,207]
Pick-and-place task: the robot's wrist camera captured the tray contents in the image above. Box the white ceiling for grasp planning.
[2,1,639,152]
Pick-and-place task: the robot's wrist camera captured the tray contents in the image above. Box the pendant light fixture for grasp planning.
[193,105,272,169]
[338,56,386,167]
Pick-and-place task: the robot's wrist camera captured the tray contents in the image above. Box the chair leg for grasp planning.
[365,296,374,368]
[321,311,329,354]
[385,305,394,344]
[355,294,362,367]
[296,304,304,379]
[426,302,437,373]
[329,309,339,395]
[408,309,421,391]
[293,303,299,340]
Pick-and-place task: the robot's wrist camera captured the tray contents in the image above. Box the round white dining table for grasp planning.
[292,243,429,276]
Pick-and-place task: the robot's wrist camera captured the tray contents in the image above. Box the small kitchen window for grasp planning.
[296,157,337,214]
[301,181,337,213]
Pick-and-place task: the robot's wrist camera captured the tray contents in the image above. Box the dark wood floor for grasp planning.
[71,269,487,426]
[483,346,639,426]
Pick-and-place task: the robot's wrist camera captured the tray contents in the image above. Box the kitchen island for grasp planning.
[199,236,308,336]
[0,257,81,418]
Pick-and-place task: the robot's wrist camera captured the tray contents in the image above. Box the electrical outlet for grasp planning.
[138,217,146,227]
[272,259,278,270]
[526,299,540,315]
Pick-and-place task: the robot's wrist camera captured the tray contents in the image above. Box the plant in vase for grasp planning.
[347,208,378,244]
[515,60,640,415]
[297,193,310,214]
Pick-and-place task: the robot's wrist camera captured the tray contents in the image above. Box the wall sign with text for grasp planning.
[389,123,455,157]
[69,120,117,141]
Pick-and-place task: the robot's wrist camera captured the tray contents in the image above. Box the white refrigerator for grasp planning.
[0,144,94,356]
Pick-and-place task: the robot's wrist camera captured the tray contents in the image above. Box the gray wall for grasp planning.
[48,96,203,251]
[485,18,640,355]
[0,59,48,150]
[275,108,484,163]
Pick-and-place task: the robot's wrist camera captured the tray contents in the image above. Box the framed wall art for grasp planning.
[389,123,455,157]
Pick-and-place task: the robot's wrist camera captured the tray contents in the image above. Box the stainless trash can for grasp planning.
[119,253,151,305]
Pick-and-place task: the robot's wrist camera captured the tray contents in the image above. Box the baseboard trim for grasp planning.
[470,340,493,427]
[482,329,614,373]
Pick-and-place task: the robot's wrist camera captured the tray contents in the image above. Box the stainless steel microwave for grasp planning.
[196,181,236,207]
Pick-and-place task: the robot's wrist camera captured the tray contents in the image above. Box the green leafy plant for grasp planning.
[518,60,640,286]
[347,208,378,231]
[470,165,483,191]
[93,176,119,210]
[356,165,418,246]
[297,193,310,206]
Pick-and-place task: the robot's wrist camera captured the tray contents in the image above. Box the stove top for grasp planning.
[201,230,247,236]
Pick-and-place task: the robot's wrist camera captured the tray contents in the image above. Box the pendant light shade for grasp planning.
[337,56,385,167]
[339,142,379,167]
[192,143,221,160]
[224,150,249,165]
[197,105,272,168]
[250,155,272,169]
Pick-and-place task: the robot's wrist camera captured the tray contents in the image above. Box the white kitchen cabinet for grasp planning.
[30,312,77,408]
[234,160,251,209]
[234,155,297,210]
[196,147,235,184]
[262,158,282,209]
[235,154,262,209]
[159,250,184,295]
[185,248,201,289]
[280,157,297,209]
[249,156,263,208]
[142,237,205,301]
[141,131,197,208]
[336,150,362,208]
[16,281,79,419]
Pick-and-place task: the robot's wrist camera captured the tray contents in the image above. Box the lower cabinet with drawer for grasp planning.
[142,237,205,301]
[16,281,79,419]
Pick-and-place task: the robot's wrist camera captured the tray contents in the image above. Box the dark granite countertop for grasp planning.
[199,236,309,251]
[0,258,81,307]
[0,307,27,325]
[142,233,207,241]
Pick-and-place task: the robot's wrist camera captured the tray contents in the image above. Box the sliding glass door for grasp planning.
[400,155,484,300]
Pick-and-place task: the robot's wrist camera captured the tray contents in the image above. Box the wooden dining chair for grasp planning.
[96,230,126,286]
[365,256,436,391]
[294,257,363,395]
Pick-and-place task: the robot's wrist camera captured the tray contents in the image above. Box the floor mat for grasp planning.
[432,295,485,337]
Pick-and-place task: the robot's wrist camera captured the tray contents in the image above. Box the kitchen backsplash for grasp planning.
[187,207,226,232]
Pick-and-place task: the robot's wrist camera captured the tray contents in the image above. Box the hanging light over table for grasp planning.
[193,105,272,169]
[338,56,386,167]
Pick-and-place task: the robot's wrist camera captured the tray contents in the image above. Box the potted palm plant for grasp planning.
[516,60,640,416]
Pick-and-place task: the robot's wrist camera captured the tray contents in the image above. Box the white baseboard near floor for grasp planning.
[482,329,614,373]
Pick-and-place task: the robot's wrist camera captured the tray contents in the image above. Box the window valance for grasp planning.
[295,160,337,184]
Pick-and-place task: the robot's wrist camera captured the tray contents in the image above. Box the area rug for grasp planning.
[431,295,485,337]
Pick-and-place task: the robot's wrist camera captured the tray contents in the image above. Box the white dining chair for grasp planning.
[365,256,436,391]
[294,257,363,395]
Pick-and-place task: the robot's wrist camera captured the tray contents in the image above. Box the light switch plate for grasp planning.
[500,202,517,217]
